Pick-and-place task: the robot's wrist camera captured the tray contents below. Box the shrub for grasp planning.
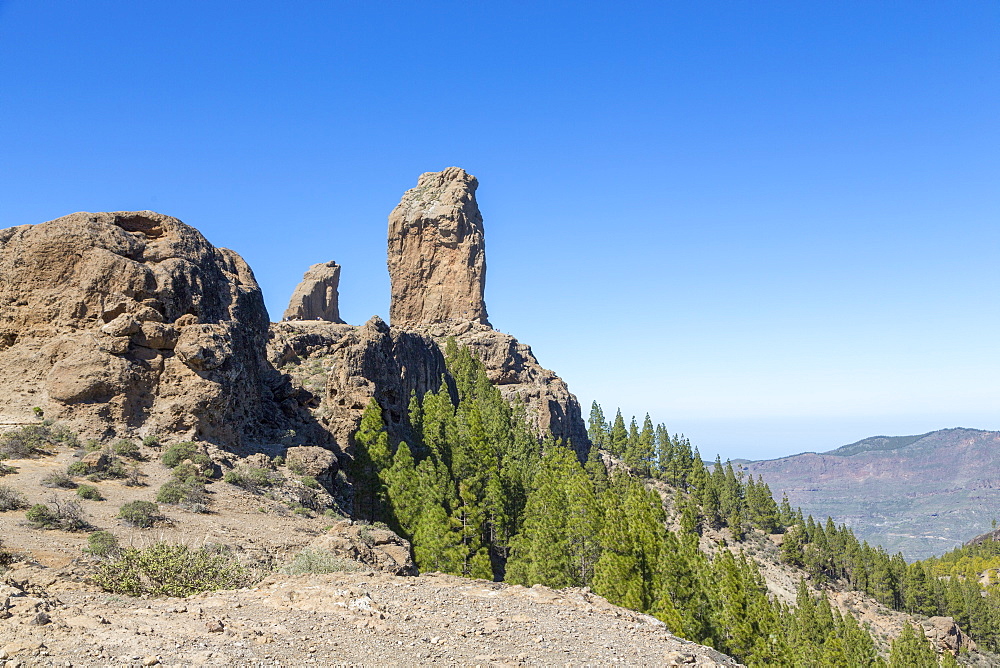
[83,439,103,453]
[93,542,251,597]
[142,435,160,448]
[66,461,90,476]
[26,498,88,531]
[41,471,76,489]
[25,503,56,527]
[111,439,142,460]
[123,465,144,487]
[84,530,120,558]
[272,455,285,467]
[171,461,205,483]
[156,479,208,508]
[223,466,278,493]
[162,442,203,468]
[281,548,361,575]
[0,455,16,476]
[300,476,320,489]
[76,484,103,501]
[0,485,28,511]
[117,500,161,528]
[0,423,79,459]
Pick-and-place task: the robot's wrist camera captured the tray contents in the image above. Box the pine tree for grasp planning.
[587,401,608,449]
[887,623,937,668]
[352,398,392,521]
[655,423,672,478]
[609,410,628,457]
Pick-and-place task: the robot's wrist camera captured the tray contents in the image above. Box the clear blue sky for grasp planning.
[1,1,997,461]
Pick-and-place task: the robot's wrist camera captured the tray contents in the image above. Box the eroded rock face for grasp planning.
[387,167,489,327]
[268,317,448,450]
[0,211,312,447]
[268,317,591,457]
[283,261,345,323]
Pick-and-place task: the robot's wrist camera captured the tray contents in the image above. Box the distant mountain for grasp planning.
[740,428,1000,561]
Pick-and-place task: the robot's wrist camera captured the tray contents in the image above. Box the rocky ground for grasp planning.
[0,441,739,667]
[1,568,738,667]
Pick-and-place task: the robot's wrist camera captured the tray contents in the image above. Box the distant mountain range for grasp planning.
[740,428,1000,561]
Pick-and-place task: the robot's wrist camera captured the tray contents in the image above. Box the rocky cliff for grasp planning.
[0,211,321,450]
[282,261,345,323]
[387,167,489,327]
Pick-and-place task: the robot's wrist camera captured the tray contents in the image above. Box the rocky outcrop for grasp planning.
[0,211,320,449]
[282,261,345,323]
[923,616,976,655]
[387,167,489,327]
[268,317,590,456]
[268,317,448,450]
[306,519,417,576]
[411,320,590,453]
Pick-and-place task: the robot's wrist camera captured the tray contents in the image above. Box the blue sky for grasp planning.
[1,1,997,461]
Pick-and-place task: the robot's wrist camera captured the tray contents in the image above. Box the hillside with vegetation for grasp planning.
[741,429,1000,560]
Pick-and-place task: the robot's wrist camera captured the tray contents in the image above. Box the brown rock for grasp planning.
[923,616,976,654]
[388,167,489,327]
[0,211,321,449]
[283,261,345,323]
[285,445,338,481]
[206,619,225,633]
[308,520,417,575]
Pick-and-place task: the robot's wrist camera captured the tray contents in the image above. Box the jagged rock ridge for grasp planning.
[387,167,489,327]
[282,260,345,323]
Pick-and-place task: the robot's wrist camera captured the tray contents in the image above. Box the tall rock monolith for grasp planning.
[283,261,345,323]
[387,167,489,327]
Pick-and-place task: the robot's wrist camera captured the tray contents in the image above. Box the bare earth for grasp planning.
[0,447,739,667]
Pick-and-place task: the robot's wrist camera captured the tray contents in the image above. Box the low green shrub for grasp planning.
[171,461,206,483]
[223,466,278,492]
[0,422,79,459]
[0,485,28,511]
[66,461,90,476]
[117,500,161,528]
[300,476,320,489]
[93,542,252,597]
[142,435,160,448]
[156,479,208,508]
[84,530,120,558]
[281,548,361,575]
[111,439,142,460]
[41,471,76,489]
[161,442,210,469]
[26,498,88,531]
[272,455,285,467]
[76,484,103,501]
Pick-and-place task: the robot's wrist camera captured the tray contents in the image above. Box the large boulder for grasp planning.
[0,211,317,448]
[387,167,489,327]
[282,261,345,323]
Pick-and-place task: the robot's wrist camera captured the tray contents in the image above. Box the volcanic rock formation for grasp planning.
[282,261,345,323]
[0,211,321,449]
[272,167,590,455]
[387,167,489,327]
